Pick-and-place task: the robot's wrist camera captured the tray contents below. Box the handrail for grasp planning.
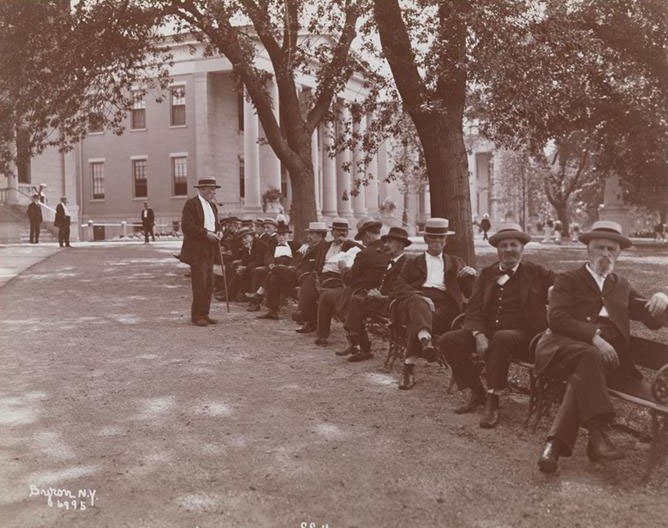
[0,186,58,215]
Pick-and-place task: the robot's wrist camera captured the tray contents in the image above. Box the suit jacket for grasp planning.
[179,196,220,266]
[463,260,554,337]
[346,238,390,291]
[379,254,408,296]
[141,208,155,228]
[393,252,474,311]
[534,264,664,377]
[313,239,362,275]
[55,203,70,228]
[27,203,42,223]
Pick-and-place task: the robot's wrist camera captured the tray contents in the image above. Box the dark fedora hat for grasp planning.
[277,223,292,234]
[488,222,531,247]
[579,220,631,249]
[354,217,383,240]
[194,177,221,188]
[381,226,411,247]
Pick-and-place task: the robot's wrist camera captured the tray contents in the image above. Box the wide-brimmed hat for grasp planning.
[354,217,383,240]
[423,218,455,237]
[489,222,531,247]
[194,177,221,188]
[236,227,254,239]
[277,223,292,235]
[579,220,631,249]
[381,226,411,247]
[306,221,329,233]
[241,219,254,227]
[263,218,278,228]
[330,218,350,231]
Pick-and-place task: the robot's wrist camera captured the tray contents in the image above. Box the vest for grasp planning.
[485,273,524,331]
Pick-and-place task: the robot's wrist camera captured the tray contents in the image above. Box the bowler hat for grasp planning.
[277,223,292,234]
[330,218,350,231]
[488,222,531,247]
[579,220,631,249]
[194,177,221,188]
[423,218,455,236]
[381,226,411,247]
[306,221,329,233]
[354,217,383,240]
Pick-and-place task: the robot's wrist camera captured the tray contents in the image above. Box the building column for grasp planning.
[312,126,321,216]
[243,87,262,212]
[351,112,366,217]
[193,72,213,183]
[261,77,282,192]
[336,103,354,217]
[364,112,379,216]
[321,120,338,217]
[377,139,389,204]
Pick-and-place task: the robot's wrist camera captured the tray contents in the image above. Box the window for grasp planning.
[91,162,104,199]
[132,159,148,198]
[172,156,187,196]
[238,156,245,199]
[131,92,146,129]
[170,85,186,126]
[88,113,103,133]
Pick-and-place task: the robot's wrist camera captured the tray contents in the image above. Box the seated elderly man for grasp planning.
[314,217,386,347]
[247,218,279,311]
[340,226,411,361]
[294,218,361,334]
[438,223,554,428]
[225,227,255,301]
[536,221,668,473]
[393,218,477,390]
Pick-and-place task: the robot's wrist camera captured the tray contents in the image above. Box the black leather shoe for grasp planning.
[191,318,208,327]
[204,316,218,325]
[257,310,279,320]
[295,323,315,334]
[348,350,373,362]
[291,310,304,323]
[454,388,486,414]
[398,365,416,390]
[479,394,500,428]
[538,439,561,473]
[586,428,625,462]
[315,337,329,346]
[420,337,439,363]
[336,345,358,356]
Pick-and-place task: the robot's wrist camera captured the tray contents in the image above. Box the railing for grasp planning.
[0,186,57,222]
[79,220,182,241]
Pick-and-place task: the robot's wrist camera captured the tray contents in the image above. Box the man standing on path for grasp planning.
[141,201,155,243]
[179,178,222,327]
[480,214,491,241]
[27,195,43,244]
[55,197,72,248]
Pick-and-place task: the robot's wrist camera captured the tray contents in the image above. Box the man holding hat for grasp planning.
[536,221,668,473]
[294,218,361,334]
[314,217,385,347]
[341,226,411,361]
[438,222,554,427]
[179,177,222,326]
[393,218,477,390]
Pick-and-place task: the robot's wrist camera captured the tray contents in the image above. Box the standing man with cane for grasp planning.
[179,178,222,327]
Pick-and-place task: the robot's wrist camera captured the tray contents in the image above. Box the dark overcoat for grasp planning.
[179,196,220,266]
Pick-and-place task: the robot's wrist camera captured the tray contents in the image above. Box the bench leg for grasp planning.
[642,411,668,484]
[524,371,537,429]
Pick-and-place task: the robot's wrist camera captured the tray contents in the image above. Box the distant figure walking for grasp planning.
[480,214,491,241]
[26,195,43,244]
[55,197,72,248]
[141,201,155,243]
[654,221,665,242]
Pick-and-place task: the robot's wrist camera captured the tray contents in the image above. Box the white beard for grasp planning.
[593,256,614,277]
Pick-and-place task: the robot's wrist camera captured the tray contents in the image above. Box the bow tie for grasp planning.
[498,268,515,278]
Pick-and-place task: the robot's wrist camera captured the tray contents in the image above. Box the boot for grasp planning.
[454,386,486,414]
[586,428,625,462]
[336,344,358,356]
[479,393,500,428]
[295,322,316,334]
[257,310,279,320]
[398,364,416,390]
[538,438,562,474]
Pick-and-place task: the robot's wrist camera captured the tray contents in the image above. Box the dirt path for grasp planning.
[1,245,667,528]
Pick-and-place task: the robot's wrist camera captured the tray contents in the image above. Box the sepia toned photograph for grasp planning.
[1,1,667,527]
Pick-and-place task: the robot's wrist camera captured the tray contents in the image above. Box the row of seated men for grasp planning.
[214,214,668,474]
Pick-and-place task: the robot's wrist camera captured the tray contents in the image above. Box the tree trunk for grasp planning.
[552,201,570,239]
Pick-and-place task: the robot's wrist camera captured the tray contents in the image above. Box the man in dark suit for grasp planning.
[226,227,254,301]
[141,201,155,243]
[438,223,554,427]
[54,197,72,247]
[247,218,280,311]
[294,218,360,333]
[179,178,222,327]
[341,226,411,361]
[27,195,43,244]
[393,218,477,390]
[536,221,668,473]
[314,217,385,348]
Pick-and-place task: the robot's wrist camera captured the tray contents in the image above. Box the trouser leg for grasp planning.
[144,228,149,243]
[317,288,342,338]
[190,255,214,320]
[63,223,70,245]
[151,226,155,241]
[485,329,531,391]
[252,266,269,292]
[297,275,318,325]
[439,329,482,391]
[58,227,65,246]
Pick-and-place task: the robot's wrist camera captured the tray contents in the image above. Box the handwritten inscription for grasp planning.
[29,485,97,511]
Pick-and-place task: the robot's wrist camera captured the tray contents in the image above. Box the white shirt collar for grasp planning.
[392,252,404,263]
[499,262,521,273]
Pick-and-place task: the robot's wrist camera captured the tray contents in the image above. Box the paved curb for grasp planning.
[0,245,64,288]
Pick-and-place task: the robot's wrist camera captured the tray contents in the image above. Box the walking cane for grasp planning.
[218,242,230,313]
